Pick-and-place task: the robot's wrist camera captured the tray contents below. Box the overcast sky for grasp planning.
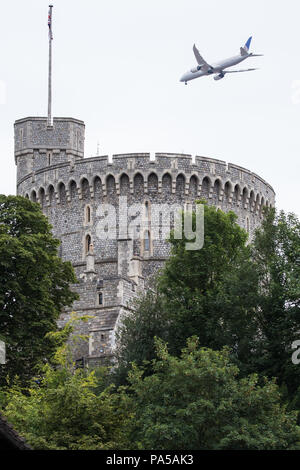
[0,0,299,216]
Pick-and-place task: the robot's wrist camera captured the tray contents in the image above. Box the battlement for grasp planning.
[16,150,275,198]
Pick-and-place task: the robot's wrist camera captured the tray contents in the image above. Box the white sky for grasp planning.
[0,0,299,216]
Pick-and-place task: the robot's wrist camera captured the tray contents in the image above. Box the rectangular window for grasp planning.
[19,129,24,149]
[144,231,150,251]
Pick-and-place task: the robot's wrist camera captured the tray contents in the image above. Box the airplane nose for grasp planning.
[180,72,189,83]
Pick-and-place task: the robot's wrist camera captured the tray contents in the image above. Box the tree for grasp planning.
[116,204,300,398]
[1,324,132,450]
[249,209,300,396]
[114,287,170,385]
[0,195,78,384]
[115,203,258,381]
[127,337,300,450]
[159,203,256,356]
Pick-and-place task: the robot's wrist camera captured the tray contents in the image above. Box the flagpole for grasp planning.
[48,5,53,127]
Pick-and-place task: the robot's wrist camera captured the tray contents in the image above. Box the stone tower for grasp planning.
[14,117,85,181]
[14,115,276,365]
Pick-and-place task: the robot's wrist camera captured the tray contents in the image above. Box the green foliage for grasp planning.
[159,204,256,356]
[2,332,299,450]
[1,197,298,450]
[127,337,300,450]
[114,286,170,385]
[115,203,257,381]
[249,209,300,395]
[161,203,248,295]
[116,204,300,402]
[1,322,133,450]
[0,195,78,384]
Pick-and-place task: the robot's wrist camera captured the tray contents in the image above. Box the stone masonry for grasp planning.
[14,116,276,363]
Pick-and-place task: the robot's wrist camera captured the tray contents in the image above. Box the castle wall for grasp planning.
[17,151,275,247]
[14,117,276,362]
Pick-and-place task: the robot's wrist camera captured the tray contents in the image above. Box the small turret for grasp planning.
[14,116,85,183]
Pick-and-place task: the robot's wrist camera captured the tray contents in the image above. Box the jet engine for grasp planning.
[214,72,225,81]
[190,65,202,73]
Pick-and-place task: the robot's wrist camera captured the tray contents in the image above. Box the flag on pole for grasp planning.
[48,6,53,40]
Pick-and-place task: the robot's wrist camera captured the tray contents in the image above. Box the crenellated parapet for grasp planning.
[17,151,275,217]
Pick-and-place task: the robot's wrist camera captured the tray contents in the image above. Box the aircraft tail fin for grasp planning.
[240,36,252,56]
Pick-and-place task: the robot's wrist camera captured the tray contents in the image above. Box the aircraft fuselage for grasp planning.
[180,54,248,83]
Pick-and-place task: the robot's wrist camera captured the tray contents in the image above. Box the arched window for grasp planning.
[233,184,240,205]
[134,173,144,195]
[249,191,255,212]
[189,175,198,199]
[260,197,265,218]
[201,177,211,199]
[242,188,248,206]
[94,176,102,199]
[213,179,221,199]
[148,173,158,192]
[106,175,116,198]
[144,230,150,252]
[58,183,66,204]
[69,180,77,200]
[81,178,90,200]
[162,173,172,195]
[255,194,260,213]
[224,182,232,202]
[31,191,37,203]
[85,234,92,254]
[145,201,150,219]
[120,173,130,196]
[48,185,55,204]
[39,188,46,208]
[85,205,91,224]
[176,174,185,197]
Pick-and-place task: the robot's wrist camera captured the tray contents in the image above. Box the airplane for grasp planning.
[180,36,262,84]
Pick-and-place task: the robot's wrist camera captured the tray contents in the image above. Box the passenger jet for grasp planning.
[180,37,262,84]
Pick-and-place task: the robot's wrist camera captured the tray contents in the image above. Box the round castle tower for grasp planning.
[15,116,275,364]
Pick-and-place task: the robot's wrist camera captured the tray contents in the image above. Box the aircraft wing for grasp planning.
[193,44,212,72]
[224,68,258,74]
